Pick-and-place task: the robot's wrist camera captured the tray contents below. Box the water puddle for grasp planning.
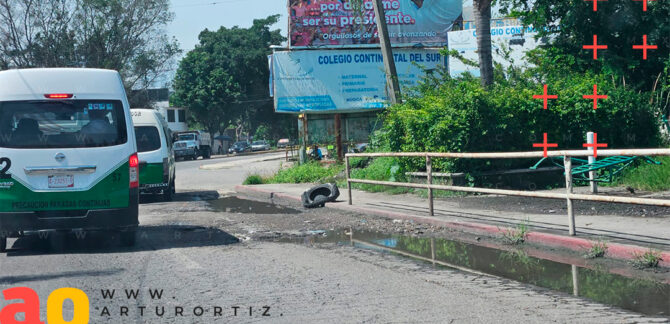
[208,197,301,214]
[274,230,670,317]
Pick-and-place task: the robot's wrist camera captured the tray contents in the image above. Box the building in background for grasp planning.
[131,88,189,133]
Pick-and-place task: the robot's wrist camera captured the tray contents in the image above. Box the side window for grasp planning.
[167,109,175,123]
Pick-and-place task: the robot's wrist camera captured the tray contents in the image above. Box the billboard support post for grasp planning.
[372,0,401,104]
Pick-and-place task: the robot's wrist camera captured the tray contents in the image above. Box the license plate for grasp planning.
[48,175,74,188]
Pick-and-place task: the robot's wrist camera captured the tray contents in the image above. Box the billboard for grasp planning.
[448,26,547,77]
[272,48,444,113]
[289,0,463,48]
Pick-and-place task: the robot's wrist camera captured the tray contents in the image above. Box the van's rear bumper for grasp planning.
[0,188,139,234]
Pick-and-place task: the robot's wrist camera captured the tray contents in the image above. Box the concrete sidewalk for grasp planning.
[236,183,670,267]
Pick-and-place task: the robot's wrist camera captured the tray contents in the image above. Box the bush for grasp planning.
[349,157,411,193]
[374,73,661,174]
[243,174,265,185]
[268,162,343,184]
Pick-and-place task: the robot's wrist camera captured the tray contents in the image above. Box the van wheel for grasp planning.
[0,236,7,252]
[193,149,199,160]
[120,228,136,247]
[163,180,175,201]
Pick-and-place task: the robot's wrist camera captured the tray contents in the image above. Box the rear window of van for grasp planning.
[135,126,161,152]
[0,100,127,148]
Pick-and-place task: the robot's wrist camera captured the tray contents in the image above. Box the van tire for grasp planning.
[120,228,136,247]
[193,149,199,160]
[0,236,6,252]
[163,180,175,201]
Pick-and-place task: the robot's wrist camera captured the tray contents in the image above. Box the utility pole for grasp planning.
[372,0,401,104]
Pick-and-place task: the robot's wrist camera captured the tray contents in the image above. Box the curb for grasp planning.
[235,185,670,268]
[201,155,285,170]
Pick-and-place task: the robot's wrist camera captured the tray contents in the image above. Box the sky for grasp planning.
[168,0,289,53]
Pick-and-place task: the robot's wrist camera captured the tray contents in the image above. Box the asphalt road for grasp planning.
[0,152,665,323]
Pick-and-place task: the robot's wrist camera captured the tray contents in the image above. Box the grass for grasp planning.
[631,249,663,269]
[267,162,344,184]
[501,220,529,245]
[614,156,670,192]
[243,174,265,185]
[584,240,608,259]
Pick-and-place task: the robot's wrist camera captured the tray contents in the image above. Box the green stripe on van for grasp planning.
[140,162,164,185]
[0,162,130,212]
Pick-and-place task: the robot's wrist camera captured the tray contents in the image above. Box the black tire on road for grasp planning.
[204,147,211,159]
[193,149,199,160]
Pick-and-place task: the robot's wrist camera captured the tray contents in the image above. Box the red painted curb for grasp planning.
[235,185,670,267]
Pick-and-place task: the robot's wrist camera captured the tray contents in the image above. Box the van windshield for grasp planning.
[135,126,161,152]
[178,134,195,141]
[0,100,127,148]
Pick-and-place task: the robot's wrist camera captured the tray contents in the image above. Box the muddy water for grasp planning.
[278,230,670,317]
[208,197,301,214]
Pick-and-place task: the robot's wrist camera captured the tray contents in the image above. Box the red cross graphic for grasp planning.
[633,0,656,11]
[583,35,608,60]
[533,133,559,158]
[633,35,657,60]
[584,0,607,11]
[583,84,608,110]
[533,84,558,110]
[583,133,608,158]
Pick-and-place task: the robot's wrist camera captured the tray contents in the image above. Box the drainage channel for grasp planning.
[275,230,669,317]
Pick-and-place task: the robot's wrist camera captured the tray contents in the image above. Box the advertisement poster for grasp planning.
[289,0,462,48]
[272,48,444,113]
[448,25,547,77]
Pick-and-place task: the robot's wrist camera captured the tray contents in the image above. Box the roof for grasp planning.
[0,68,126,101]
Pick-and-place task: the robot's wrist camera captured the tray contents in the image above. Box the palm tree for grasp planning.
[473,0,494,87]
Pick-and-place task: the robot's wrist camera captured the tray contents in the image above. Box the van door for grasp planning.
[0,100,134,212]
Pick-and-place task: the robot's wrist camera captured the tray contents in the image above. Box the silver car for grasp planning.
[251,140,271,151]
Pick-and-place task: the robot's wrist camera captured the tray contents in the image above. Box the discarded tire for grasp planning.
[302,183,340,208]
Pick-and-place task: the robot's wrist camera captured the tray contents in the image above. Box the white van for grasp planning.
[131,109,176,200]
[0,68,139,251]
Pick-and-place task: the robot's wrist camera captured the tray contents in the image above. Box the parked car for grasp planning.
[251,140,271,151]
[277,138,292,148]
[229,141,251,154]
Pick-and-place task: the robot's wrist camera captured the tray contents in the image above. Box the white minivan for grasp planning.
[0,68,139,252]
[131,109,176,201]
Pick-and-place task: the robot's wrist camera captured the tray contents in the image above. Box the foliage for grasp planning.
[501,221,529,245]
[373,70,661,174]
[243,174,266,185]
[268,162,344,184]
[614,157,670,191]
[585,240,608,259]
[499,0,670,91]
[254,125,270,141]
[0,0,180,106]
[631,249,663,269]
[172,15,287,136]
[349,157,411,194]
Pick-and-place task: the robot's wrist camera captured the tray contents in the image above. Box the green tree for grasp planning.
[500,0,670,90]
[0,0,180,105]
[172,15,286,136]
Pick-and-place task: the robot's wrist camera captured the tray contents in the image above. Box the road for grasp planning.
[0,152,666,323]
